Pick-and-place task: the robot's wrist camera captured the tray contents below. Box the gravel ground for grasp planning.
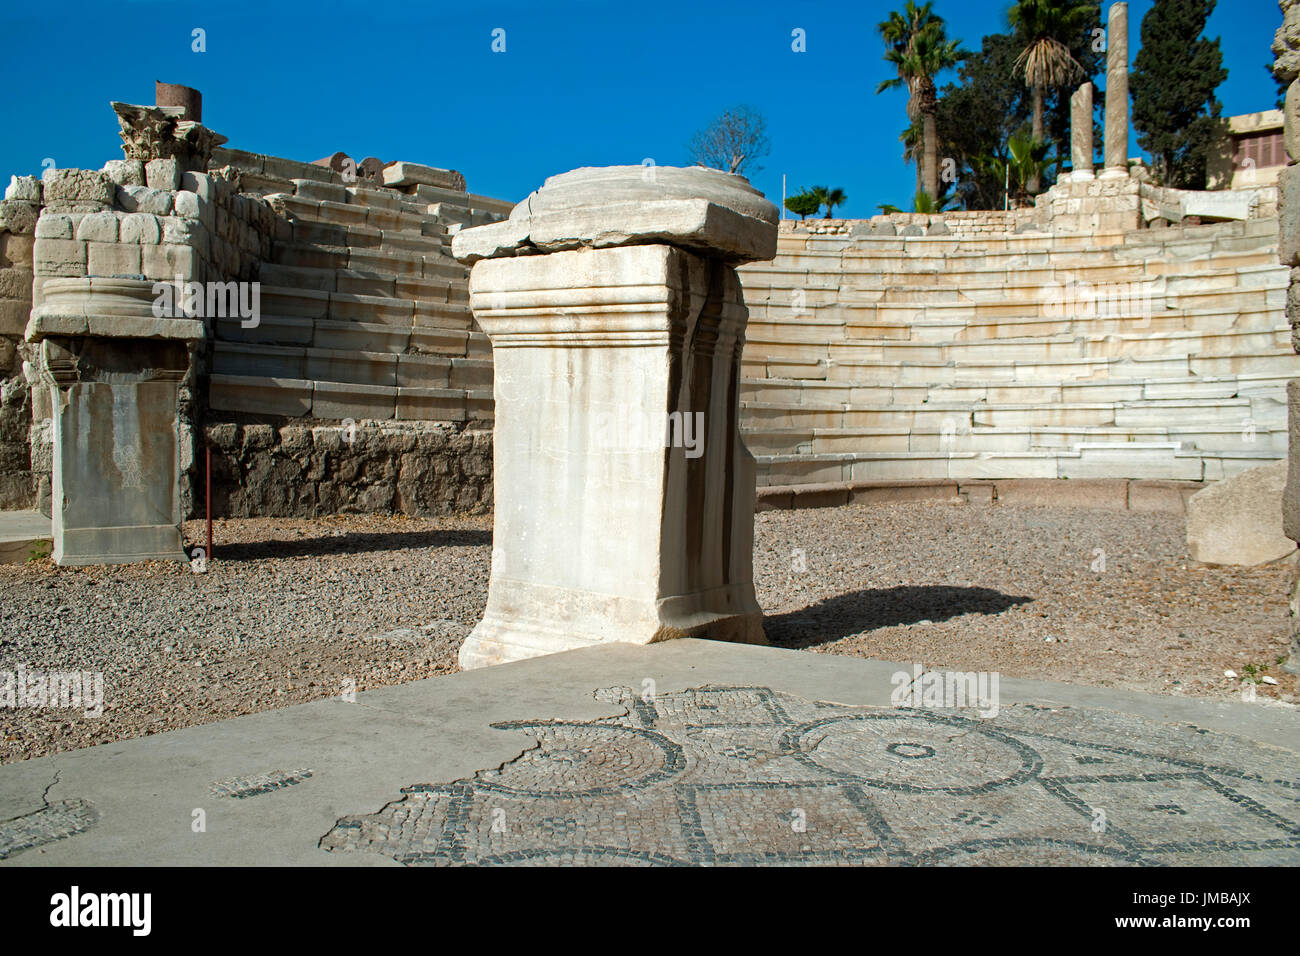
[1,501,1294,762]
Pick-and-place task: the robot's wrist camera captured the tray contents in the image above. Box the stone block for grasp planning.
[1287,379,1300,542]
[102,160,145,187]
[179,171,214,201]
[75,212,120,243]
[1279,164,1300,267]
[993,478,1130,509]
[382,162,467,192]
[311,381,397,420]
[5,175,41,203]
[1188,461,1294,565]
[0,297,30,335]
[33,238,87,277]
[451,165,779,265]
[145,158,182,192]
[116,185,173,216]
[34,213,78,240]
[41,168,114,207]
[1287,81,1300,164]
[0,201,38,235]
[140,243,198,281]
[0,267,32,300]
[86,242,141,277]
[120,213,161,245]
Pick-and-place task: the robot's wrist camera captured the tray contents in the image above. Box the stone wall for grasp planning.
[3,128,511,521]
[737,216,1291,485]
[22,159,276,517]
[204,420,491,517]
[0,179,36,508]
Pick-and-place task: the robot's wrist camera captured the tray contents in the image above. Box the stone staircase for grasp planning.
[736,218,1293,486]
[206,151,509,425]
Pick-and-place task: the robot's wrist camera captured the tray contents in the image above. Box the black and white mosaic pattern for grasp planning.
[212,768,313,799]
[0,798,98,859]
[321,686,1300,866]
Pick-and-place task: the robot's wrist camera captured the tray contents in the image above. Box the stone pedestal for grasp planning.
[450,166,778,668]
[1102,2,1130,178]
[27,277,202,565]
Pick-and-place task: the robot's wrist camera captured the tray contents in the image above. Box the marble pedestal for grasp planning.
[27,278,203,565]
[452,166,778,668]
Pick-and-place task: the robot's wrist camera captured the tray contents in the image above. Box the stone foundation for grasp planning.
[203,420,491,518]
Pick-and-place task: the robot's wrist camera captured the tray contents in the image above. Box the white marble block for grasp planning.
[451,166,779,668]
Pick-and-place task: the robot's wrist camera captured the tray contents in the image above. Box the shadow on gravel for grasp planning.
[213,528,492,561]
[763,585,1034,648]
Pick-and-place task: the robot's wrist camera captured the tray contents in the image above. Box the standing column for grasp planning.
[1070,82,1095,180]
[1102,2,1130,177]
[450,166,778,669]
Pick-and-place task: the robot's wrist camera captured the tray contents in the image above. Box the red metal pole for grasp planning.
[205,444,212,561]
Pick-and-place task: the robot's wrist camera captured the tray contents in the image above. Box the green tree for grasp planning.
[1131,0,1227,188]
[877,2,967,201]
[1008,0,1094,194]
[784,190,822,220]
[936,16,1100,209]
[812,185,849,218]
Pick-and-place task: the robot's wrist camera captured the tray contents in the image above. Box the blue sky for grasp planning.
[0,0,1283,218]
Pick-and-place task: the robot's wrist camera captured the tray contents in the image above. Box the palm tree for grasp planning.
[877,2,967,200]
[823,187,848,218]
[978,131,1054,207]
[900,119,924,195]
[1008,0,1092,193]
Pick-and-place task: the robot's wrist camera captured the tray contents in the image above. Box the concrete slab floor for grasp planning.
[0,639,1296,866]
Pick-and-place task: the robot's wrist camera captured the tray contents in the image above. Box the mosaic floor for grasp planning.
[320,685,1300,866]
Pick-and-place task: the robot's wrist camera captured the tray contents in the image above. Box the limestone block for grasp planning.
[1281,164,1300,266]
[33,238,87,277]
[5,175,41,203]
[145,158,182,192]
[102,160,146,187]
[1187,461,1294,565]
[452,165,779,265]
[0,200,38,235]
[140,243,198,281]
[1287,80,1300,163]
[180,170,215,201]
[0,267,32,300]
[75,212,120,243]
[1287,379,1300,542]
[382,162,467,192]
[120,213,161,245]
[86,242,141,277]
[311,381,397,420]
[41,169,115,208]
[0,298,29,335]
[117,185,173,216]
[34,213,79,240]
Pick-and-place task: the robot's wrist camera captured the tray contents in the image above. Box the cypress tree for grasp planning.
[1130,0,1228,188]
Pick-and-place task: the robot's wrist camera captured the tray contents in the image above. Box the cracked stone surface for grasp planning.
[320,685,1300,866]
[0,798,98,859]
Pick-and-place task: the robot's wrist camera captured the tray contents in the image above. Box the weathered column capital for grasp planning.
[450,165,778,668]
